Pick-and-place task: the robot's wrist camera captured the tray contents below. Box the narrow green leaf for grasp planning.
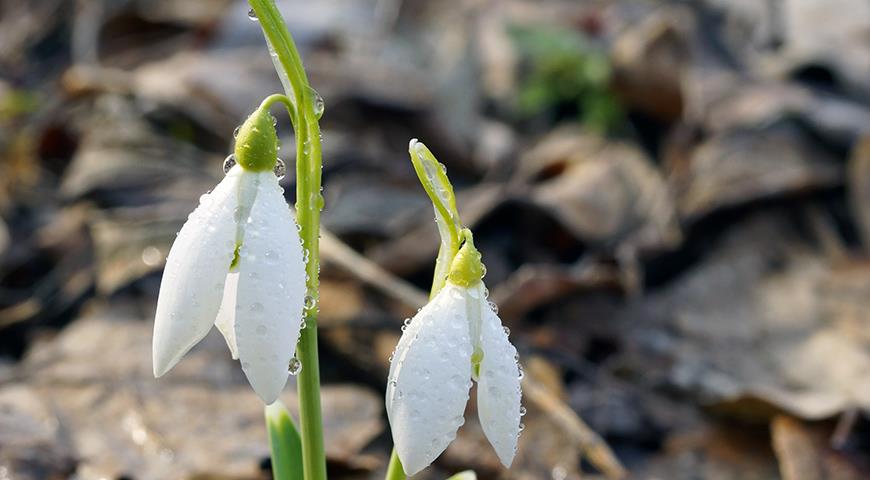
[265,402,304,480]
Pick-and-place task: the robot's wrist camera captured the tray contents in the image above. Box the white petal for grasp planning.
[476,283,521,467]
[386,284,473,475]
[234,172,306,404]
[214,271,240,359]
[152,169,241,377]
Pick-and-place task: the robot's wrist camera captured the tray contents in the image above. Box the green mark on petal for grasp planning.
[229,244,242,271]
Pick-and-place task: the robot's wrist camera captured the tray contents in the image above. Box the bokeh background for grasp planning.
[2,0,870,479]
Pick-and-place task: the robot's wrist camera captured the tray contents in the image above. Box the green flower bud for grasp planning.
[234,105,278,172]
[448,230,484,287]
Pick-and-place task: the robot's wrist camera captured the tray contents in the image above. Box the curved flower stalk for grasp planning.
[385,141,523,476]
[153,96,306,405]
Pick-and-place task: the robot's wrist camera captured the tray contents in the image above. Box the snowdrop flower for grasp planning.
[153,104,306,404]
[386,234,522,475]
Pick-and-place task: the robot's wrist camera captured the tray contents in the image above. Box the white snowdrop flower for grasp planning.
[152,104,306,404]
[386,236,522,475]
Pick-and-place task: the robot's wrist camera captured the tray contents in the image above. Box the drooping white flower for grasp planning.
[386,239,522,475]
[153,105,306,405]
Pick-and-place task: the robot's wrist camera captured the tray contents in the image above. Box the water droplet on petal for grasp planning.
[265,250,279,263]
[288,357,302,375]
[502,325,511,336]
[518,422,525,432]
[519,405,527,416]
[304,295,316,310]
[273,158,286,180]
[223,154,236,174]
[403,318,412,327]
[488,300,499,314]
[247,8,257,21]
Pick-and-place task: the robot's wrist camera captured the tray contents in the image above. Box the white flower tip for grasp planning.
[399,453,428,477]
[409,138,419,149]
[152,342,180,378]
[245,369,288,404]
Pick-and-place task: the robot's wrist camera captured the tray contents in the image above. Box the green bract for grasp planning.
[234,104,279,172]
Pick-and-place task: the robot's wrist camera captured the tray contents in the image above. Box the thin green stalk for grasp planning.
[249,1,326,479]
[385,449,405,480]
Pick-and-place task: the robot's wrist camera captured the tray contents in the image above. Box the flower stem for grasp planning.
[249,1,326,479]
[385,449,406,480]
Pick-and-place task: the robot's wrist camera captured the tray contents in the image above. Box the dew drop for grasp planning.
[309,87,324,119]
[273,158,286,180]
[265,250,279,263]
[247,8,257,21]
[288,357,302,375]
[519,405,527,416]
[481,264,487,278]
[302,248,310,263]
[401,325,408,332]
[502,325,511,336]
[403,318,412,327]
[313,193,325,211]
[223,154,236,173]
[518,422,525,432]
[304,295,316,310]
[271,114,277,127]
[488,300,499,314]
[233,126,240,138]
[517,365,525,380]
[296,223,302,232]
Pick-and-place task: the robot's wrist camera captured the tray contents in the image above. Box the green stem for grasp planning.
[249,2,326,479]
[385,449,406,480]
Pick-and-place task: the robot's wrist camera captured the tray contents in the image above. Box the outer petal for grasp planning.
[476,283,522,467]
[214,271,240,359]
[234,172,306,404]
[386,284,473,475]
[152,169,241,377]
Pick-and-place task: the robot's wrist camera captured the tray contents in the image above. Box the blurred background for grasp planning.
[1,0,870,479]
